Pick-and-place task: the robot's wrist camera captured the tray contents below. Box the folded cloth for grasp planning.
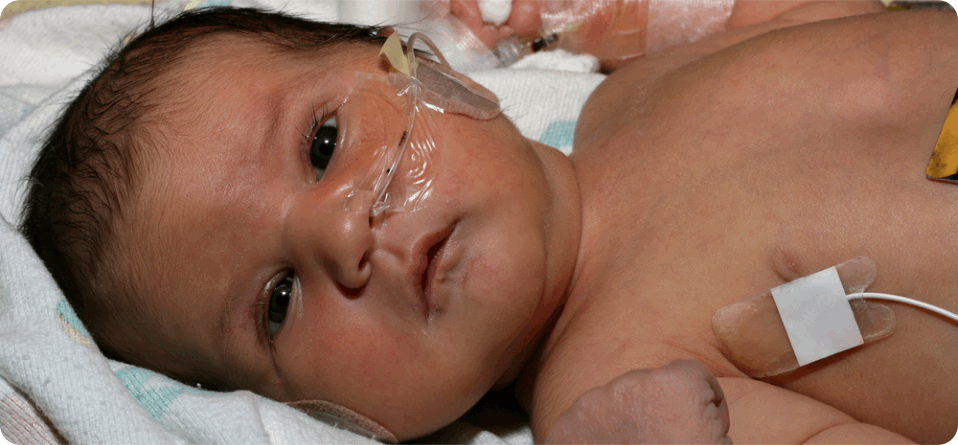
[0,3,603,443]
[469,68,603,156]
[0,4,151,89]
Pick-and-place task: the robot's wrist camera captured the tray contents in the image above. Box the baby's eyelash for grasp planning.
[253,271,291,348]
[253,294,273,347]
[253,296,273,346]
[301,104,330,145]
[302,114,319,145]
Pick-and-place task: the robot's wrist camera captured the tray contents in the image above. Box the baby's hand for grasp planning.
[449,0,543,49]
[544,360,732,444]
[449,0,648,71]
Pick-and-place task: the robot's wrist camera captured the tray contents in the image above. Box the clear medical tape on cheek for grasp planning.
[712,257,897,378]
[344,31,501,217]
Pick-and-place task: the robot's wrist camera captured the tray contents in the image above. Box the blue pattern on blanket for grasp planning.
[116,366,200,420]
[183,0,230,9]
[56,299,99,350]
[56,300,91,337]
[539,120,577,150]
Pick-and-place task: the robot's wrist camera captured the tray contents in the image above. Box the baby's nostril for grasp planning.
[337,282,364,299]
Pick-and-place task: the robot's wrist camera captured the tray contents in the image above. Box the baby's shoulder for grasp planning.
[572,53,704,151]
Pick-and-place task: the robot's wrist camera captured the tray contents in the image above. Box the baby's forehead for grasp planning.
[178,33,376,73]
[173,35,290,75]
[152,36,357,118]
[154,36,378,124]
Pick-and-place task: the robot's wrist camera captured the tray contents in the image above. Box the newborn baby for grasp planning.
[20,2,957,443]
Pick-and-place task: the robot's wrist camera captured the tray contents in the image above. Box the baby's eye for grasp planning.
[268,273,294,337]
[310,117,337,181]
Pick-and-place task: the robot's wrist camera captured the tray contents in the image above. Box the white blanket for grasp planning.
[0,1,603,443]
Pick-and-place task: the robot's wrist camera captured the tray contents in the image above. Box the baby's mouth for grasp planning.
[417,224,455,320]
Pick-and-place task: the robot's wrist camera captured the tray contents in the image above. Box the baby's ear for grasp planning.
[287,399,398,444]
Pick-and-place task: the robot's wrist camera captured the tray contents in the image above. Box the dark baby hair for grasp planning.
[19,6,386,363]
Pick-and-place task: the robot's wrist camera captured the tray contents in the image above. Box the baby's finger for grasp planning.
[450,0,515,49]
[450,0,484,28]
[505,0,543,36]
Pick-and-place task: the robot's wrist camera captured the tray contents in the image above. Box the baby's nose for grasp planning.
[290,200,373,292]
[326,211,373,290]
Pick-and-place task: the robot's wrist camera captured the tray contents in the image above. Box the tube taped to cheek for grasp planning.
[343,32,501,217]
[712,257,897,378]
[338,74,440,216]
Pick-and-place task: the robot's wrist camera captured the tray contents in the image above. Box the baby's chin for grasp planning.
[381,380,500,441]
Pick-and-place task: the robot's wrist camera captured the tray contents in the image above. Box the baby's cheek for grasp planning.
[275,311,387,393]
[468,231,547,333]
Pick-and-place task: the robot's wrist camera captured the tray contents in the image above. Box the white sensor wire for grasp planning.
[851,292,958,324]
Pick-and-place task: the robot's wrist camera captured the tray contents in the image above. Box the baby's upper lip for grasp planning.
[411,223,456,320]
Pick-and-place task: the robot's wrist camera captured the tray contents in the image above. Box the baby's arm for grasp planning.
[543,360,731,444]
[540,361,914,444]
[656,0,886,58]
[450,0,886,71]
[716,377,915,444]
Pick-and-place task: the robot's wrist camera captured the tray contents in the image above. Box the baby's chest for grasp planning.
[544,154,958,442]
[562,58,958,385]
[579,111,958,338]
[577,47,958,302]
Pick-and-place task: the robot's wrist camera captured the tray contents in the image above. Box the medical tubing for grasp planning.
[854,293,958,323]
[494,32,561,67]
[529,0,733,66]
[534,0,647,67]
[646,0,735,53]
[373,84,419,212]
[408,31,451,71]
[372,32,439,212]
[413,0,501,71]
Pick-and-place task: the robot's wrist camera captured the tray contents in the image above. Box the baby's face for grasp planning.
[119,37,578,438]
